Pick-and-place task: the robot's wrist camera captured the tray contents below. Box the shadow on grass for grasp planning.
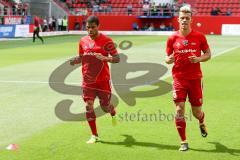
[100,134,178,151]
[190,142,240,156]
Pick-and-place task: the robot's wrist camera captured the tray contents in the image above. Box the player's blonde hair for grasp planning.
[179,6,192,16]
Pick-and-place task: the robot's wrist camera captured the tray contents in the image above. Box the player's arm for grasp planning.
[70,55,82,66]
[200,48,211,62]
[165,54,175,64]
[189,34,211,63]
[188,49,211,63]
[165,37,175,64]
[70,41,83,65]
[95,53,120,63]
[95,39,120,63]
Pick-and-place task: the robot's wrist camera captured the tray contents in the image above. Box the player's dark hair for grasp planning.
[87,16,99,26]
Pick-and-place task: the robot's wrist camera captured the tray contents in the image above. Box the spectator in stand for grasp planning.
[23,3,28,16]
[4,6,8,15]
[82,8,88,15]
[87,1,92,8]
[12,4,16,15]
[57,16,63,31]
[48,16,53,31]
[20,16,24,24]
[93,2,99,13]
[43,17,48,32]
[210,7,218,16]
[151,2,158,16]
[226,8,232,16]
[181,0,190,8]
[144,0,149,3]
[98,4,103,12]
[132,22,139,31]
[106,4,112,12]
[142,23,150,31]
[216,7,222,15]
[148,23,155,31]
[127,3,133,15]
[166,22,174,31]
[143,2,150,16]
[158,4,163,16]
[74,21,80,30]
[52,16,57,31]
[17,4,22,15]
[159,22,166,31]
[62,16,68,31]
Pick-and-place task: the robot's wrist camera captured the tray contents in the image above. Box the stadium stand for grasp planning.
[60,0,177,16]
[0,0,29,16]
[178,0,240,16]
[60,0,240,16]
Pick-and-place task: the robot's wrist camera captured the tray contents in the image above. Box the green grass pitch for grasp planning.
[0,35,240,159]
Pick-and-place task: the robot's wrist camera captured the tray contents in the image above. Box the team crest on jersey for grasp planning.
[182,40,188,46]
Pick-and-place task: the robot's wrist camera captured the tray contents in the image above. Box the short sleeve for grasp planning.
[200,34,209,52]
[166,36,174,56]
[104,39,118,56]
[79,40,84,55]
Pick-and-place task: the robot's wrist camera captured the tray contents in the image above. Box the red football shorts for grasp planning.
[82,80,112,107]
[172,78,203,107]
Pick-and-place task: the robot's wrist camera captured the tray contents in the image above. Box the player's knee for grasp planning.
[86,100,94,107]
[85,100,94,112]
[100,99,111,113]
[175,107,184,119]
[85,102,96,121]
[192,109,202,119]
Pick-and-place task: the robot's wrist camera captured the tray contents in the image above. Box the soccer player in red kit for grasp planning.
[70,16,120,144]
[33,15,44,43]
[165,6,211,151]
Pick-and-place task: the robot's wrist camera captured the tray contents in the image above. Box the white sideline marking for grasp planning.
[0,45,239,85]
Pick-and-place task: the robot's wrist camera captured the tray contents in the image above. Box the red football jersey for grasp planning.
[79,33,118,83]
[34,16,39,27]
[166,30,209,79]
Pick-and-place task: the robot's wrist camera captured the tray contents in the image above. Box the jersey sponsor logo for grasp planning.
[191,42,197,45]
[175,49,197,54]
[83,52,96,56]
[182,40,188,46]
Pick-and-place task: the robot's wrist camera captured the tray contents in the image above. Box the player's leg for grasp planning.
[192,107,207,137]
[33,30,36,42]
[175,102,188,151]
[85,100,100,144]
[189,79,207,137]
[82,83,99,143]
[173,78,188,151]
[97,81,117,126]
[36,29,44,44]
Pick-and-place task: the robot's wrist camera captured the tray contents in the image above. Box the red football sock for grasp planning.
[175,118,186,142]
[86,112,97,136]
[109,104,116,116]
[198,112,205,124]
